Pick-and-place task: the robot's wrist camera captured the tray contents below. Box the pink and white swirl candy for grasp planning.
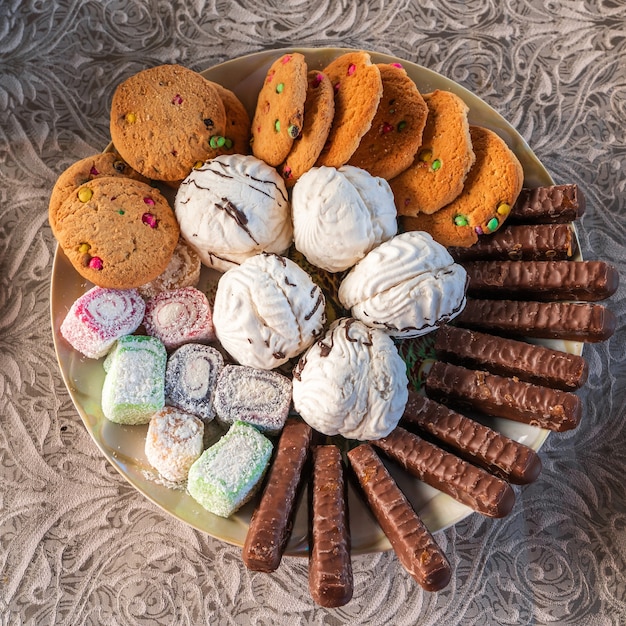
[143,287,216,351]
[60,286,146,359]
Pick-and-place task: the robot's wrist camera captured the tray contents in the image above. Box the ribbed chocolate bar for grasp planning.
[455,298,616,342]
[464,260,619,302]
[243,419,313,572]
[308,445,353,608]
[508,184,585,224]
[401,391,542,484]
[434,325,588,390]
[425,361,582,432]
[347,444,451,591]
[371,427,515,518]
[449,223,577,262]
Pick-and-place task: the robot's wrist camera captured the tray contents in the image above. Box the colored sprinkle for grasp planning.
[431,159,442,171]
[224,138,233,149]
[404,198,411,207]
[347,63,356,76]
[475,225,484,235]
[288,124,299,138]
[117,210,125,215]
[334,82,341,93]
[125,112,136,123]
[281,55,292,64]
[276,83,284,94]
[78,188,93,203]
[454,215,469,227]
[113,160,126,173]
[143,197,155,206]
[497,202,511,216]
[313,73,323,87]
[217,136,226,147]
[266,70,275,83]
[283,166,292,179]
[172,94,183,105]
[397,120,407,132]
[88,257,103,271]
[382,122,394,134]
[209,136,220,148]
[142,213,158,228]
[274,119,281,132]
[419,149,432,162]
[203,118,214,128]
[89,165,99,176]
[194,161,204,169]
[78,243,90,254]
[487,217,499,232]
[391,62,403,68]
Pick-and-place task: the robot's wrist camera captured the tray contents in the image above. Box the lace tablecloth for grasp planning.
[2,1,624,624]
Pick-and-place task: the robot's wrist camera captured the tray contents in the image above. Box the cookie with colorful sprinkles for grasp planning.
[209,82,252,156]
[109,64,227,182]
[391,89,475,216]
[279,70,335,187]
[401,125,524,248]
[347,62,428,180]
[49,152,150,236]
[315,51,383,168]
[55,176,180,289]
[251,52,308,166]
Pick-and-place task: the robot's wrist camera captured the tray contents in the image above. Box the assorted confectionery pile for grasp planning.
[50,51,619,607]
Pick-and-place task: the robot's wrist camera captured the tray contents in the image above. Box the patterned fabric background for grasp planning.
[1,1,625,624]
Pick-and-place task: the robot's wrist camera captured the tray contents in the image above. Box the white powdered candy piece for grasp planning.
[60,286,145,359]
[338,231,468,338]
[101,335,167,425]
[174,154,292,272]
[292,317,408,440]
[291,165,397,272]
[187,420,273,517]
[145,407,204,483]
[138,238,201,299]
[165,343,224,422]
[213,365,292,435]
[213,253,326,369]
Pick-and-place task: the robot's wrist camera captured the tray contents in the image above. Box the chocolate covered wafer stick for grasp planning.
[455,298,616,342]
[508,184,585,224]
[243,419,313,572]
[372,427,515,518]
[401,391,542,484]
[434,325,588,390]
[347,444,451,592]
[449,223,577,262]
[464,260,619,302]
[308,445,353,608]
[425,361,582,432]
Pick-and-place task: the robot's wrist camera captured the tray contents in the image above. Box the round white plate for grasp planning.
[50,48,582,555]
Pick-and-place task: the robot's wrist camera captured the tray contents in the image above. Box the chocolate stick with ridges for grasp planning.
[371,426,515,518]
[425,361,582,432]
[464,260,619,302]
[308,445,353,608]
[434,325,588,390]
[508,184,585,224]
[454,298,616,342]
[448,223,577,262]
[243,419,313,572]
[347,443,451,592]
[401,391,542,485]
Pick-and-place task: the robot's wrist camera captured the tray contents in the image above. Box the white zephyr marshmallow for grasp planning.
[213,253,326,370]
[338,231,468,338]
[174,154,293,272]
[291,165,397,273]
[292,318,408,440]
